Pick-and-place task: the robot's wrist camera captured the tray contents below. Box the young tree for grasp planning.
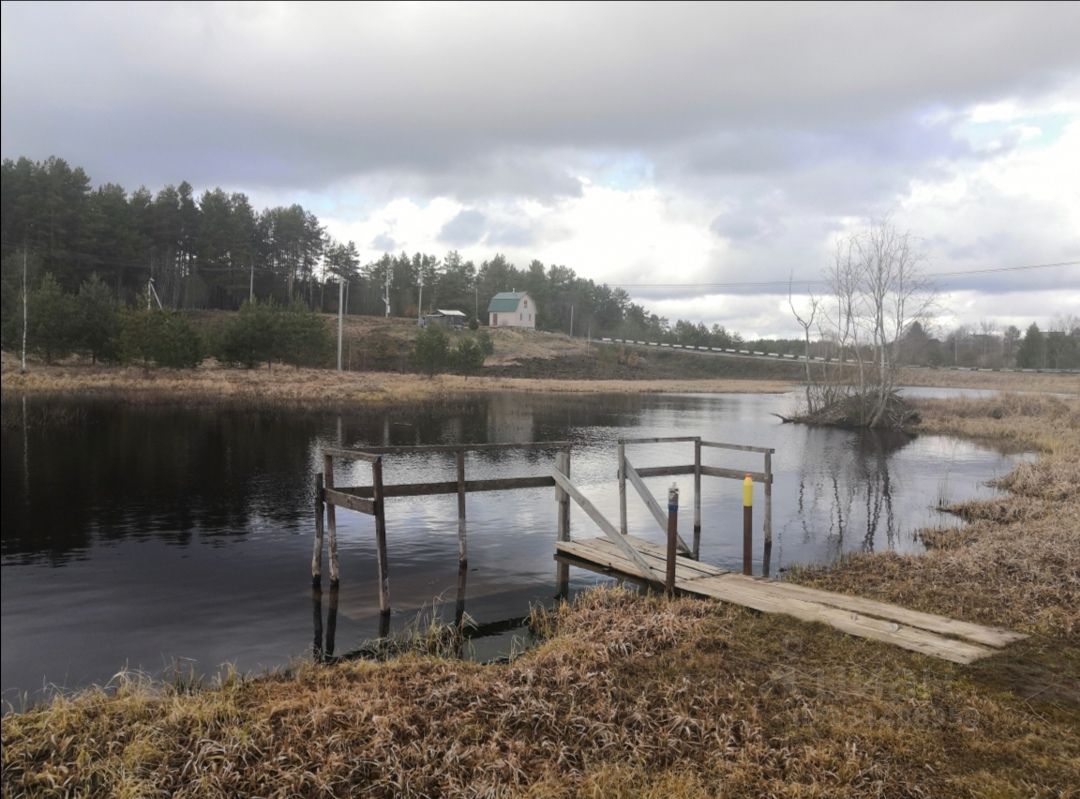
[1017,323,1046,369]
[411,324,449,377]
[29,273,77,363]
[450,336,486,378]
[118,309,202,369]
[75,273,119,363]
[216,300,279,368]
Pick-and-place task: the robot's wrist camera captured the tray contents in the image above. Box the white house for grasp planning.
[487,291,536,329]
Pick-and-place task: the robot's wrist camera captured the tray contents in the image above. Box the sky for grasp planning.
[2,1,1079,338]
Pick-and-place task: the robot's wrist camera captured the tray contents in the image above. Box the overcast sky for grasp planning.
[3,1,1079,337]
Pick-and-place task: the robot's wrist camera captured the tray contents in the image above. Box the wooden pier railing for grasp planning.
[313,442,573,617]
[616,436,774,574]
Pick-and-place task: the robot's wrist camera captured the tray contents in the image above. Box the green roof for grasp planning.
[487,292,529,312]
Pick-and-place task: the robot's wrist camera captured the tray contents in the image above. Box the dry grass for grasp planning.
[3,586,1078,798]
[0,360,792,406]
[898,366,1080,394]
[3,395,1079,797]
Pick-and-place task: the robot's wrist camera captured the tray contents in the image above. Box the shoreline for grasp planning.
[2,360,1076,409]
[2,386,1078,795]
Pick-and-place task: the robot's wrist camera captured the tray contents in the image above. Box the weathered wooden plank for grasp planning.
[311,472,325,586]
[550,470,661,581]
[701,466,768,483]
[619,436,700,445]
[563,539,995,663]
[456,449,467,565]
[588,536,723,580]
[323,454,340,585]
[572,535,1018,657]
[635,465,696,478]
[728,578,1027,648]
[623,460,692,555]
[700,440,776,454]
[372,457,389,614]
[693,439,702,559]
[324,487,376,515]
[338,475,556,498]
[617,442,627,535]
[343,441,573,455]
[691,576,994,664]
[322,447,382,463]
[624,536,1020,647]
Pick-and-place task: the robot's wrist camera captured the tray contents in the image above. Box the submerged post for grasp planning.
[456,449,467,567]
[555,448,571,598]
[742,473,753,576]
[323,453,340,586]
[617,441,627,535]
[312,472,325,588]
[763,450,773,578]
[693,438,702,559]
[372,455,390,614]
[666,483,679,594]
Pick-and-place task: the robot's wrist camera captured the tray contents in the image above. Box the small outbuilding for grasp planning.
[487,291,536,329]
[422,309,469,329]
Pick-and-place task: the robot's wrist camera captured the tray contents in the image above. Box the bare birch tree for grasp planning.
[795,218,935,428]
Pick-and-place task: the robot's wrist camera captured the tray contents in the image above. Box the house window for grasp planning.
[492,313,498,325]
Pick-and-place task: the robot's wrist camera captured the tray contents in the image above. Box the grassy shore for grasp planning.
[0,360,794,405]
[3,355,1077,408]
[2,393,1078,797]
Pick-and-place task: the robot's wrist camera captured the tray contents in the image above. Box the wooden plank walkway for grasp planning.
[556,535,1026,664]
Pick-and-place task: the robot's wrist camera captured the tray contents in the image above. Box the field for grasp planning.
[2,392,1078,797]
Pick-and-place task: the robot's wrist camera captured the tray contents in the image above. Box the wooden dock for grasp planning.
[557,535,1025,664]
[314,435,1026,665]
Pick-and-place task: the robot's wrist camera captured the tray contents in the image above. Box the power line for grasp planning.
[611,259,1080,289]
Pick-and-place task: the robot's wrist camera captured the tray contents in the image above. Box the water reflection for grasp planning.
[792,427,914,560]
[1,391,1029,699]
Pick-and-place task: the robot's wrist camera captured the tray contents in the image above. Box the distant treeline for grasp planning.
[0,155,740,346]
[734,320,1080,370]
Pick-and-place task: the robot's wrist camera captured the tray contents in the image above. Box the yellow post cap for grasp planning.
[742,473,753,507]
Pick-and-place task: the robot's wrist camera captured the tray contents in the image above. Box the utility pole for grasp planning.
[383,267,392,317]
[20,247,28,373]
[474,279,478,321]
[417,269,424,326]
[337,275,345,371]
[249,260,255,303]
[569,304,574,337]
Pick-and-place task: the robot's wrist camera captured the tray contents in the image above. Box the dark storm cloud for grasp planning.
[370,232,398,252]
[438,209,487,246]
[3,1,1078,198]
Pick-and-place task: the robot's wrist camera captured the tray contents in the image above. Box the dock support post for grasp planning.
[693,438,702,559]
[323,454,340,586]
[372,455,390,615]
[312,472,325,588]
[456,449,467,567]
[617,441,627,535]
[763,450,773,578]
[666,484,679,594]
[742,473,753,576]
[555,449,571,599]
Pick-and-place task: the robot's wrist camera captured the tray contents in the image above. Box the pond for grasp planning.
[1,389,1029,707]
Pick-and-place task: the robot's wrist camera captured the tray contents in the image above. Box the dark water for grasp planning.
[1,391,1028,706]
